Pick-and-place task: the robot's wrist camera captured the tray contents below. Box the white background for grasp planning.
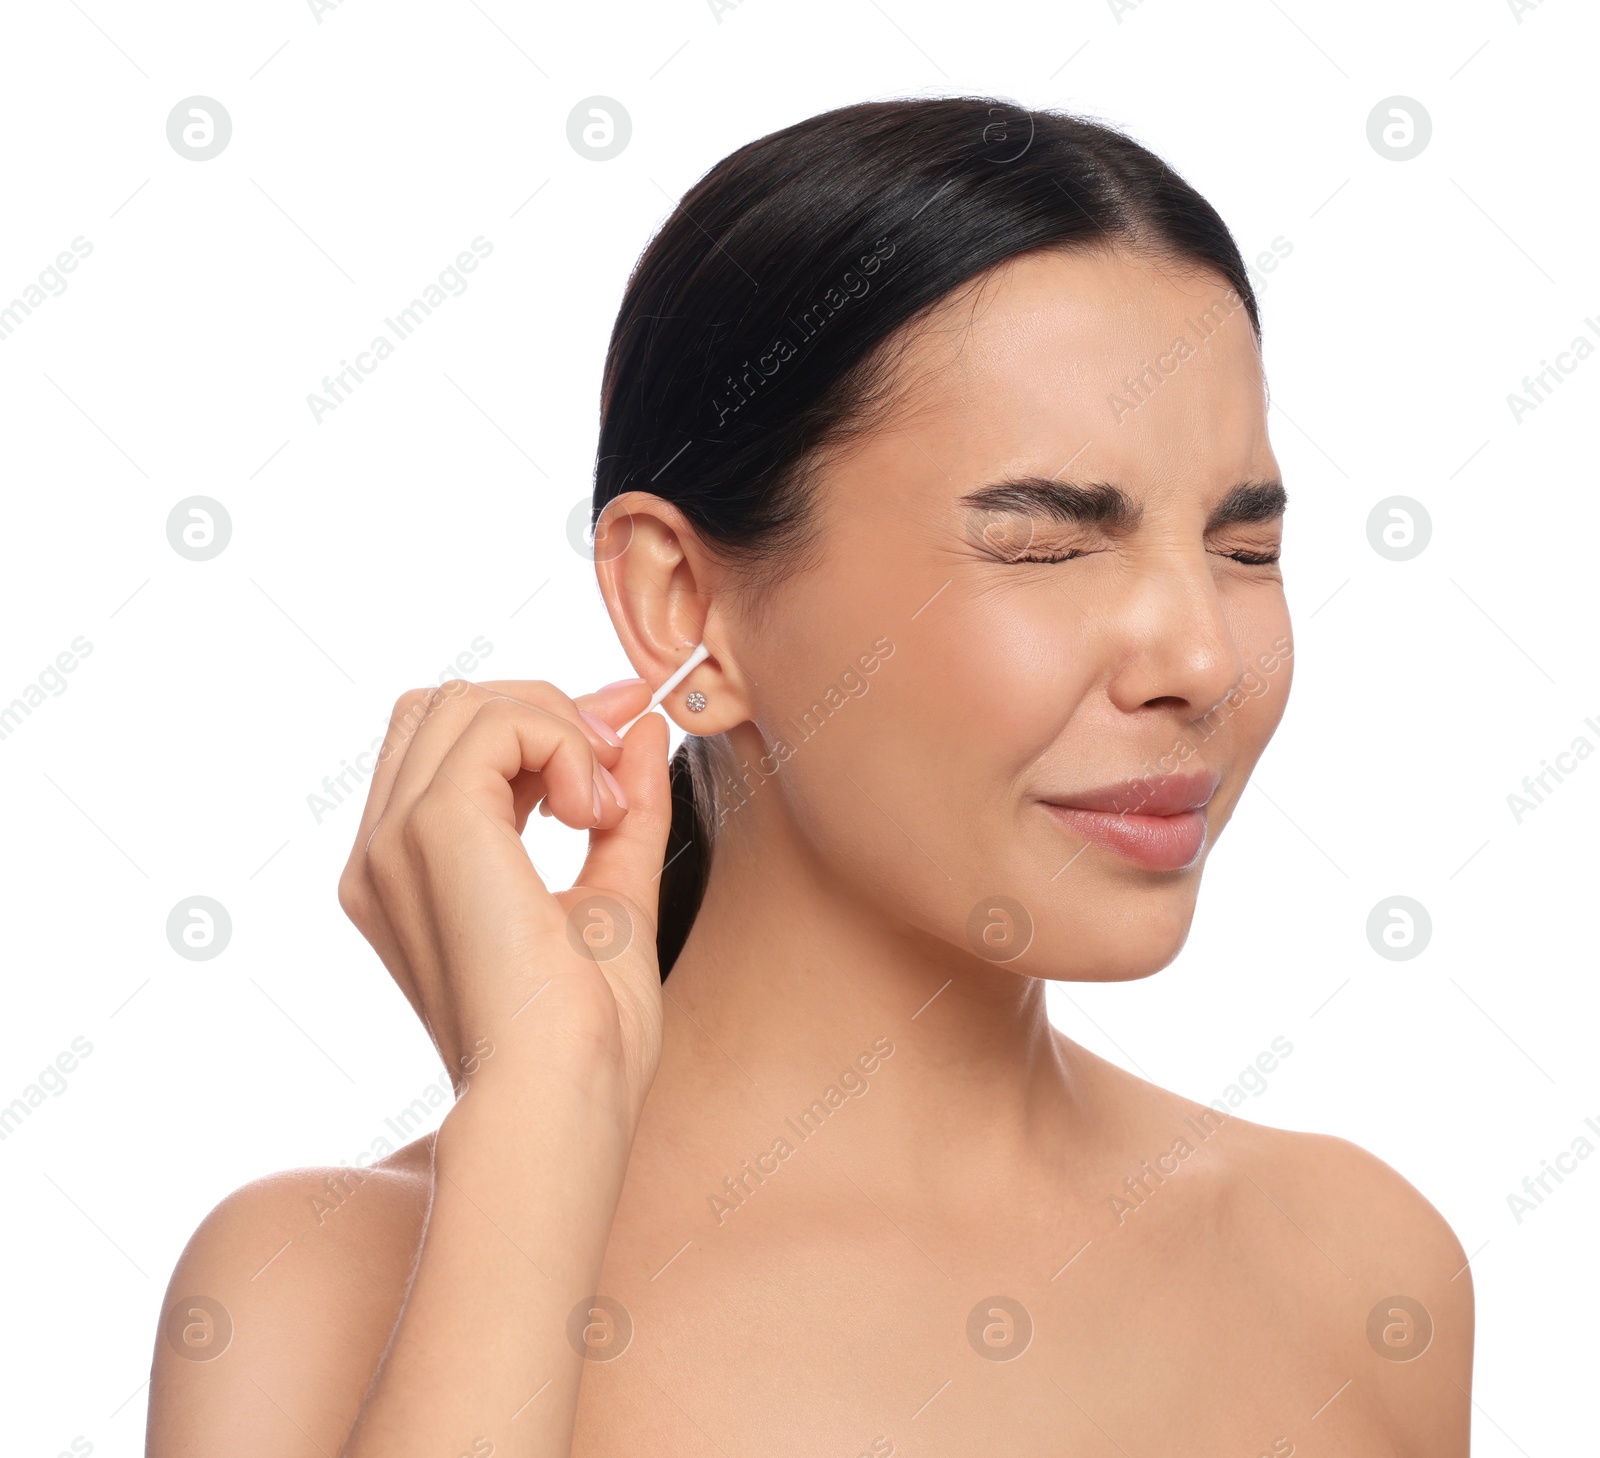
[1,0,1594,1453]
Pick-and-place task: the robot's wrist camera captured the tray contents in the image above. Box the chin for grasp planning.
[1022,873,1202,984]
[1026,942,1189,985]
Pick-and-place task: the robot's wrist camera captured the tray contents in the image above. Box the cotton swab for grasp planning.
[537,641,714,819]
[616,641,710,737]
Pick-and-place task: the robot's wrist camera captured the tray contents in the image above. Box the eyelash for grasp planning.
[1009,549,1280,566]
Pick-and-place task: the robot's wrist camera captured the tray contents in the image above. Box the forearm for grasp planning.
[341,1064,637,1458]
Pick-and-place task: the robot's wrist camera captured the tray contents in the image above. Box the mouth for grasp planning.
[1039,771,1220,873]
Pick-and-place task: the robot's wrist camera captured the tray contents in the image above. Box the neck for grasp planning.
[653,772,1090,1201]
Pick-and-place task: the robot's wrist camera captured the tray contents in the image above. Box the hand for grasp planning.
[336,677,672,1122]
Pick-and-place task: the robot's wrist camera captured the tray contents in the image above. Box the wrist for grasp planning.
[441,1047,642,1156]
[462,988,659,1126]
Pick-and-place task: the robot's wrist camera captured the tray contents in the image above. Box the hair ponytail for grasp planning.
[594,96,1261,979]
[656,738,715,977]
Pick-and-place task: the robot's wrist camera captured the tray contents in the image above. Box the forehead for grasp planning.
[861,244,1272,502]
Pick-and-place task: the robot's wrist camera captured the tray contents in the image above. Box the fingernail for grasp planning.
[598,677,646,692]
[597,762,628,810]
[591,776,603,824]
[580,709,624,748]
[538,795,554,817]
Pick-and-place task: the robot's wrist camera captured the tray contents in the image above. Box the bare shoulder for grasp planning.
[1218,1112,1473,1300]
[1082,1045,1471,1303]
[147,1135,435,1457]
[1208,1107,1474,1453]
[1077,1045,1473,1455]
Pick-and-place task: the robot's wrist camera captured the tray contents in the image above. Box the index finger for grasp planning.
[479,677,651,741]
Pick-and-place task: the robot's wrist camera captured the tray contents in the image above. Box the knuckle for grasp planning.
[478,694,570,756]
[476,692,529,727]
[365,818,408,876]
[336,863,373,926]
[389,687,431,726]
[385,689,434,752]
[403,791,456,856]
[500,680,564,714]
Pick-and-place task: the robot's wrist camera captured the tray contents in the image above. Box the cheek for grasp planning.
[1266,650,1294,725]
[753,582,1097,885]
[1241,615,1295,737]
[916,585,1102,766]
[1210,630,1293,783]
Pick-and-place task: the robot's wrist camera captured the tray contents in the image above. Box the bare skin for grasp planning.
[148,247,1472,1457]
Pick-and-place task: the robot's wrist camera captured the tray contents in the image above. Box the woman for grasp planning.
[148,97,1472,1456]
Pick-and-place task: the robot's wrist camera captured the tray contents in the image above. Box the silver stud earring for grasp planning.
[685,691,706,713]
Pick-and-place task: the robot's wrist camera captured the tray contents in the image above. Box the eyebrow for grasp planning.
[1206,479,1289,529]
[958,476,1287,532]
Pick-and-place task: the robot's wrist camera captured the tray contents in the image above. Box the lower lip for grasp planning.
[1041,804,1208,872]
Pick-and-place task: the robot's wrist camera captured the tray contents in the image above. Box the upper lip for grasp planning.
[1041,770,1221,818]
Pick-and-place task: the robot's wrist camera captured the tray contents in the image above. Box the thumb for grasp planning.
[574,708,675,924]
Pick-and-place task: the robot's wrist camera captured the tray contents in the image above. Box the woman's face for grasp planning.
[722,244,1291,981]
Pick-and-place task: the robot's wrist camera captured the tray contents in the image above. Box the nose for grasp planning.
[1103,551,1248,720]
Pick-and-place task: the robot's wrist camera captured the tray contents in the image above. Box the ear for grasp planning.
[592,491,754,735]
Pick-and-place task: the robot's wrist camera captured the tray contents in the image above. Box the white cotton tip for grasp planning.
[617,641,710,737]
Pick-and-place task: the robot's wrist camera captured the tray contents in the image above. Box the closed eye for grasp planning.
[1008,548,1090,564]
[1007,547,1279,565]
